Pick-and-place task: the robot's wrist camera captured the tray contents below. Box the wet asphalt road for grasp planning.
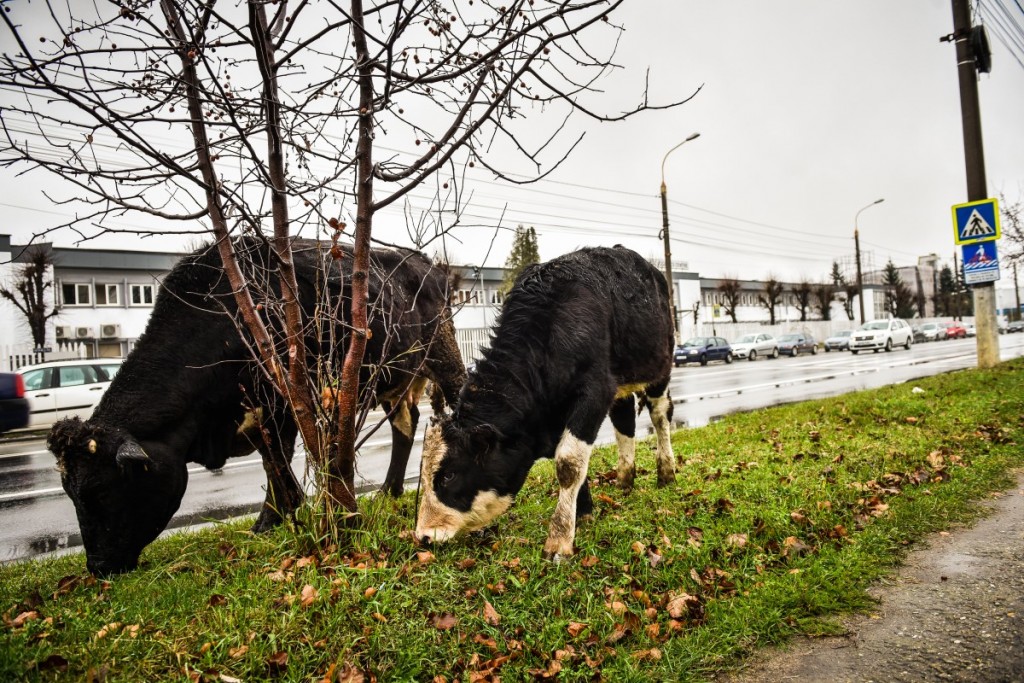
[2,335,1022,564]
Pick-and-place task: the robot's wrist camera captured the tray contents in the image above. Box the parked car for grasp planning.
[911,325,927,344]
[917,322,947,342]
[942,321,968,339]
[15,359,124,430]
[1005,320,1024,333]
[964,323,977,337]
[0,372,30,433]
[777,333,817,357]
[822,330,853,352]
[850,318,913,354]
[674,336,733,367]
[730,333,779,361]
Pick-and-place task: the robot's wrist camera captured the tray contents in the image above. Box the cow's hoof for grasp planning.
[657,473,676,488]
[576,513,594,526]
[542,550,570,564]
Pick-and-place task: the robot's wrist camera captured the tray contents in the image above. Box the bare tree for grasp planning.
[716,277,742,323]
[0,244,59,348]
[758,276,784,326]
[791,280,812,322]
[812,281,835,321]
[1,2,691,521]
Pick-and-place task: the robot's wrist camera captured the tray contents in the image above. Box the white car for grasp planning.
[15,359,123,429]
[730,333,779,361]
[849,319,913,354]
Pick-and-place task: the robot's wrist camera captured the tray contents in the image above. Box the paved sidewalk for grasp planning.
[720,471,1024,683]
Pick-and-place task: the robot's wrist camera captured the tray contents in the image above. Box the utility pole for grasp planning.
[1015,262,1021,321]
[854,198,884,324]
[953,251,962,321]
[659,133,700,340]
[948,0,1000,366]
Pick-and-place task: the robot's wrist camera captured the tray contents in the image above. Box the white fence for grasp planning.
[1,341,90,372]
[455,328,492,364]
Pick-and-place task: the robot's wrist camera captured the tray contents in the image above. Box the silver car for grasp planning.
[730,333,779,361]
[15,359,124,429]
[850,319,913,354]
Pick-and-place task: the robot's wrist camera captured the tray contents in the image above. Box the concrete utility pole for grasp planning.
[1015,262,1021,321]
[949,0,1000,366]
[659,132,700,339]
[854,198,884,324]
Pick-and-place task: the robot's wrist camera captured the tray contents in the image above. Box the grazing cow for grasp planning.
[48,237,465,576]
[415,245,675,561]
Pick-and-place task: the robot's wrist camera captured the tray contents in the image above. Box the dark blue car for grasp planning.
[0,372,30,433]
[674,336,733,367]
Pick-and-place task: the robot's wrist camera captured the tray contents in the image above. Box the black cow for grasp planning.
[48,237,465,576]
[415,245,675,561]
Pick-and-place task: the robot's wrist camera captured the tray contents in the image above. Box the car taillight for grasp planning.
[14,373,25,398]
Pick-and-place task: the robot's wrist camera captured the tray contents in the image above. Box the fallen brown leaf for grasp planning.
[431,613,458,630]
[300,584,319,608]
[416,551,436,565]
[726,533,748,548]
[482,600,501,626]
[266,650,289,675]
[208,594,227,607]
[229,645,249,659]
[456,558,477,570]
[567,621,588,638]
[580,555,599,568]
[336,662,365,683]
[95,622,122,639]
[11,610,39,629]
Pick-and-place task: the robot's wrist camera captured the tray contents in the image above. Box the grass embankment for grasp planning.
[2,359,1023,682]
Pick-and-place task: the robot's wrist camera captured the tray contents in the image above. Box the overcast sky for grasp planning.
[2,1,1023,285]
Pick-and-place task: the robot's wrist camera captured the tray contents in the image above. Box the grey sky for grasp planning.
[2,1,1022,284]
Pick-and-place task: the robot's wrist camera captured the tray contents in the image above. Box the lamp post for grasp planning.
[660,132,700,338]
[854,198,884,324]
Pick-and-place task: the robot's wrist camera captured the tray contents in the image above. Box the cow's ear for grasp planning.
[467,423,499,455]
[116,439,153,472]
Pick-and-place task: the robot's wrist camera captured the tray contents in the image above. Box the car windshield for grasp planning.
[835,330,852,337]
[778,335,800,342]
[922,323,936,329]
[735,335,757,343]
[681,337,708,347]
[861,321,889,330]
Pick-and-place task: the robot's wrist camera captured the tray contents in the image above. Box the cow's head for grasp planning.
[414,418,515,544]
[48,418,187,577]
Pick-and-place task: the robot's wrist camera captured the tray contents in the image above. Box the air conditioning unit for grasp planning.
[100,323,121,339]
[55,325,73,340]
[75,326,95,339]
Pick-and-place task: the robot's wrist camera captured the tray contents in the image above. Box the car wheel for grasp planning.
[825,345,831,352]
[771,348,779,359]
[674,361,681,368]
[700,354,707,367]
[851,350,859,355]
[725,352,733,364]
[904,336,912,350]
[811,345,818,355]
[884,338,892,352]
[748,350,757,361]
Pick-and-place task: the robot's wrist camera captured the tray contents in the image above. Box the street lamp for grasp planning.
[659,132,701,338]
[854,198,884,324]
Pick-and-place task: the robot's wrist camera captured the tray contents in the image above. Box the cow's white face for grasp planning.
[414,423,512,544]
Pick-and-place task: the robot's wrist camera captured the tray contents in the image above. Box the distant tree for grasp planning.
[1000,193,1023,264]
[791,280,813,322]
[830,261,847,287]
[913,267,928,318]
[812,282,836,321]
[501,225,540,294]
[830,261,856,320]
[758,276,785,325]
[0,245,60,348]
[937,265,957,316]
[717,278,742,323]
[882,259,916,319]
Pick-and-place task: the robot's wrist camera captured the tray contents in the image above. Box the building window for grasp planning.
[94,283,120,306]
[61,282,91,307]
[130,284,155,306]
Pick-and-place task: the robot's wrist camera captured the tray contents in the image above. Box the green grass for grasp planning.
[2,359,1023,682]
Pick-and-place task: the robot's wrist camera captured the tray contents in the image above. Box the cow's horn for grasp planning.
[87,439,98,454]
[116,439,152,467]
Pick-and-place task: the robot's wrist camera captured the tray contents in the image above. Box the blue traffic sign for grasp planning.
[952,198,1001,245]
[961,241,1000,285]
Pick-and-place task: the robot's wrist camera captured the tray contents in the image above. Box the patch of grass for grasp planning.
[2,359,1023,682]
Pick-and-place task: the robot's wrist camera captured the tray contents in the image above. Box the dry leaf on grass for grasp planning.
[482,600,501,626]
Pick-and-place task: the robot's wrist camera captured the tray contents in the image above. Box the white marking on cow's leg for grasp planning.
[648,394,675,486]
[615,430,636,492]
[543,430,592,561]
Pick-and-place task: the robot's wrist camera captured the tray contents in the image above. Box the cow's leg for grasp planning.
[381,399,419,497]
[609,393,637,492]
[381,377,426,497]
[542,383,612,562]
[645,378,676,487]
[252,412,303,533]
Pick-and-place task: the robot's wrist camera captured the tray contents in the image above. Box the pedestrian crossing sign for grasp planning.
[952,198,1000,245]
